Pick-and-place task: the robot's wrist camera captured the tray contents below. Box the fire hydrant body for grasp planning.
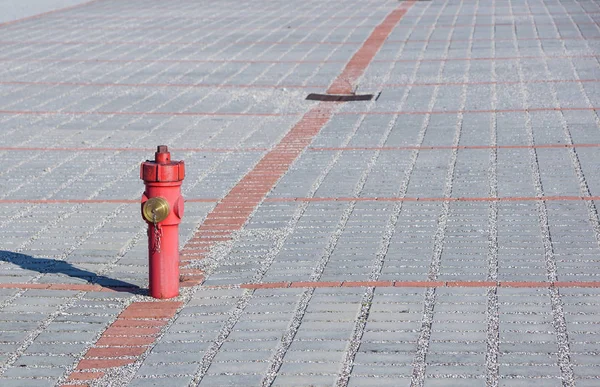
[140,146,185,299]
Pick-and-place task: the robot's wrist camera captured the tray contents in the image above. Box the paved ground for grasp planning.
[0,0,600,386]
[0,0,93,24]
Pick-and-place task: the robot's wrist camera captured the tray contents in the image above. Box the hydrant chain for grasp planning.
[152,214,161,253]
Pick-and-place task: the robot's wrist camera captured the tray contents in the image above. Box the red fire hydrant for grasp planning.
[140,145,185,299]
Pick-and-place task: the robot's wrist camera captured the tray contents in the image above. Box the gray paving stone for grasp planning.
[348,376,410,387]
[3,366,65,378]
[144,351,207,365]
[0,379,57,387]
[498,379,562,387]
[2,0,600,384]
[24,342,88,355]
[424,379,485,387]
[273,374,336,387]
[136,362,199,377]
[199,374,263,386]
[13,355,75,367]
[129,377,193,387]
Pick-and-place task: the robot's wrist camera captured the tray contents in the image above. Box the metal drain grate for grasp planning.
[306,93,379,102]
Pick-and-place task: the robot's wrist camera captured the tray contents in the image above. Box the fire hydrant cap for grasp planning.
[140,145,185,182]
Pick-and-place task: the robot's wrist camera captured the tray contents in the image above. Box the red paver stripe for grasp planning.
[47,284,125,291]
[376,54,600,63]
[0,146,267,152]
[289,281,344,288]
[67,301,181,380]
[383,78,600,87]
[0,283,55,290]
[386,36,600,43]
[501,281,551,288]
[1,107,596,118]
[38,13,387,21]
[240,282,292,289]
[2,36,599,47]
[553,281,600,288]
[102,326,162,336]
[8,196,594,208]
[327,4,413,94]
[395,281,446,288]
[0,199,138,204]
[434,21,600,28]
[95,337,155,347]
[4,78,597,90]
[110,319,168,328]
[1,24,368,33]
[0,109,296,117]
[0,53,597,65]
[0,80,324,89]
[76,359,135,370]
[67,371,105,381]
[0,39,364,46]
[0,198,217,204]
[336,107,600,116]
[85,347,147,358]
[342,281,395,287]
[233,281,600,289]
[309,143,600,152]
[29,11,600,22]
[4,21,597,33]
[446,281,497,287]
[0,58,343,64]
[265,196,600,203]
[125,301,182,309]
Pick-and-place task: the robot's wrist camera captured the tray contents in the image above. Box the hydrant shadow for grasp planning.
[0,251,145,295]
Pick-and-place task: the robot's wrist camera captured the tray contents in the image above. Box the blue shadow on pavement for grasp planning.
[0,251,144,294]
